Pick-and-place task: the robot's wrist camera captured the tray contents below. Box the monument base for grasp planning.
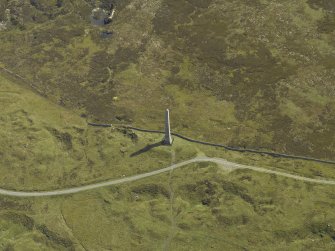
[162,136,173,145]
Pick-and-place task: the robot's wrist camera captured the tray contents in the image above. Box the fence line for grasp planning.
[88,123,335,165]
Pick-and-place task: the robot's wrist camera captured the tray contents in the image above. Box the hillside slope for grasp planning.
[0,69,335,250]
[0,0,334,159]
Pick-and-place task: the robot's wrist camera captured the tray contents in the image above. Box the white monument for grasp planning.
[163,109,173,145]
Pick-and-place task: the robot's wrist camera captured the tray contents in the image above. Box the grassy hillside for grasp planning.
[0,66,335,250]
[1,72,334,191]
[0,0,334,159]
[0,161,334,250]
[0,73,181,191]
[0,0,335,250]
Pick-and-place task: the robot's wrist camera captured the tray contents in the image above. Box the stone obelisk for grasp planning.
[163,109,173,145]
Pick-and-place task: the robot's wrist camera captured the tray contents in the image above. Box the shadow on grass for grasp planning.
[130,141,164,157]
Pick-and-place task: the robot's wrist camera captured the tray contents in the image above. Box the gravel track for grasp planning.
[0,157,334,197]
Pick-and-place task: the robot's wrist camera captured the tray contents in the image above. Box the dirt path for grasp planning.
[0,157,334,197]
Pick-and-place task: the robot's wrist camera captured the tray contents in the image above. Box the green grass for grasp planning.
[0,72,335,250]
[0,73,185,191]
[0,0,335,250]
[0,162,334,250]
[1,0,335,159]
